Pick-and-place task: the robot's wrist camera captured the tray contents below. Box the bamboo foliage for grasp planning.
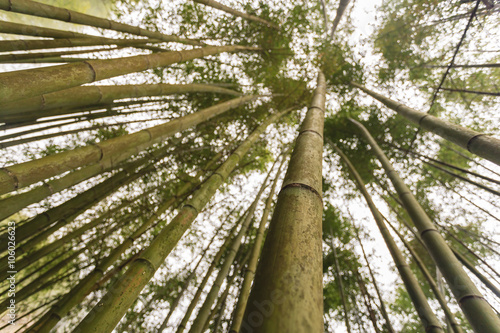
[350,118,500,333]
[244,72,326,332]
[0,95,257,195]
[351,82,500,167]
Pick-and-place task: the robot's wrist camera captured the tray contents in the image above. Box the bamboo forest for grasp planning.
[0,0,499,332]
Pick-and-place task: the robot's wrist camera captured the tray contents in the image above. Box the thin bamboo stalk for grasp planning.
[350,118,500,333]
[332,244,353,333]
[229,156,285,333]
[331,143,444,332]
[71,108,291,333]
[192,0,278,28]
[0,20,88,38]
[0,83,241,118]
[0,44,256,103]
[0,95,257,195]
[351,82,500,167]
[0,46,122,63]
[0,0,202,46]
[243,73,326,332]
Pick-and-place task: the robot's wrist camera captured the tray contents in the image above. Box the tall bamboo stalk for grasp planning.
[0,83,241,119]
[350,118,500,333]
[355,230,396,333]
[329,0,351,39]
[229,156,285,333]
[0,0,202,46]
[28,153,222,333]
[192,0,278,28]
[189,161,276,333]
[0,95,257,195]
[0,20,89,38]
[71,108,292,333]
[0,44,257,103]
[332,144,444,332]
[0,46,122,63]
[351,82,500,167]
[332,244,353,333]
[243,72,326,332]
[384,218,464,333]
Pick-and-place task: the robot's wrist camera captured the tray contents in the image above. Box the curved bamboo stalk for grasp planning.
[0,95,257,195]
[243,72,326,332]
[350,118,500,333]
[192,0,278,29]
[351,82,500,167]
[0,0,202,46]
[71,108,292,333]
[0,83,241,119]
[329,0,351,39]
[331,144,444,332]
[0,44,256,103]
[229,157,285,332]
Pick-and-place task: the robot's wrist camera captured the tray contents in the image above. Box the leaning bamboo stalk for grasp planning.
[0,20,89,38]
[29,152,223,333]
[0,46,122,63]
[192,0,278,28]
[0,44,256,103]
[243,73,325,333]
[0,95,257,195]
[0,140,176,221]
[72,108,291,333]
[189,162,276,333]
[438,87,500,97]
[0,0,202,46]
[355,230,396,333]
[385,219,464,333]
[351,82,500,167]
[158,211,230,332]
[329,0,351,39]
[350,118,500,333]
[0,37,156,52]
[332,242,353,333]
[356,269,381,333]
[331,143,444,332]
[229,157,285,333]
[0,83,241,118]
[175,217,243,333]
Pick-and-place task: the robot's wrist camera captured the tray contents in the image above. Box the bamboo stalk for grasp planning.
[0,83,241,119]
[331,143,444,332]
[71,108,291,333]
[0,44,256,103]
[192,0,278,29]
[0,46,122,63]
[0,0,203,46]
[350,118,500,333]
[351,82,500,167]
[229,156,285,333]
[0,95,257,195]
[243,73,326,332]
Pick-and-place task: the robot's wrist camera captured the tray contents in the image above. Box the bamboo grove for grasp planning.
[0,0,499,332]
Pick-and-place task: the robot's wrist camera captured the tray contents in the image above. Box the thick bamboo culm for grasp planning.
[350,118,500,333]
[351,82,500,167]
[71,108,292,333]
[0,95,257,195]
[332,144,444,333]
[243,72,326,332]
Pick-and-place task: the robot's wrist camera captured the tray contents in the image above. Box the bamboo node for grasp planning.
[418,114,430,126]
[458,294,485,305]
[280,182,322,202]
[0,167,19,189]
[43,181,55,194]
[466,133,487,152]
[299,129,323,139]
[83,61,97,83]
